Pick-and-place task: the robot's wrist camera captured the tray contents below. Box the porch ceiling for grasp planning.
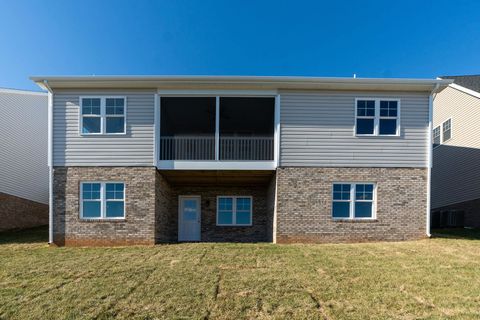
[159,170,274,186]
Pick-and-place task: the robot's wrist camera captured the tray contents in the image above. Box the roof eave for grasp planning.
[30,76,453,92]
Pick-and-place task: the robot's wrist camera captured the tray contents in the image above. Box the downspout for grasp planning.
[426,83,441,237]
[43,80,54,244]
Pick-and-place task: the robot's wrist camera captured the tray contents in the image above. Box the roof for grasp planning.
[30,75,452,92]
[440,75,480,93]
[0,87,47,96]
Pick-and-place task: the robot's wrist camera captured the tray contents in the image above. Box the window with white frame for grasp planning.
[433,126,441,148]
[80,97,126,134]
[356,99,399,136]
[217,196,252,226]
[80,182,125,219]
[432,118,452,147]
[332,183,375,219]
[442,118,452,143]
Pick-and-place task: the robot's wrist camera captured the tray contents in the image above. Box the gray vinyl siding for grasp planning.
[431,86,480,209]
[279,90,430,167]
[53,90,155,166]
[0,90,48,204]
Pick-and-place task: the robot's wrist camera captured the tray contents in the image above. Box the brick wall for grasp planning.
[171,184,271,242]
[0,192,48,232]
[53,167,157,246]
[265,174,276,242]
[155,171,176,242]
[275,167,428,243]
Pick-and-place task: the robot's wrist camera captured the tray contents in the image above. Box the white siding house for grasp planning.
[0,88,48,231]
[30,76,451,245]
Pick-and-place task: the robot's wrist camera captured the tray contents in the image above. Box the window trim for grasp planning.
[79,96,127,136]
[355,98,401,137]
[216,196,253,226]
[331,182,377,220]
[80,181,126,220]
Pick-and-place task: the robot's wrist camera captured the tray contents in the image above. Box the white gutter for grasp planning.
[43,80,54,244]
[426,83,441,238]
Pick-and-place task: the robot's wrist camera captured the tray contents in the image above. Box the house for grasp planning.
[0,88,48,231]
[31,76,451,246]
[431,75,480,228]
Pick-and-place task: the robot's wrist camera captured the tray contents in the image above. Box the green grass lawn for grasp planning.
[1,228,480,320]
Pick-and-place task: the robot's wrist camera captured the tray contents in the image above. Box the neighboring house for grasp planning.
[432,75,480,228]
[31,76,451,246]
[0,88,48,231]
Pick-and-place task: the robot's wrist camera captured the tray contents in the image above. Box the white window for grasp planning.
[80,182,125,219]
[432,118,452,147]
[442,118,452,143]
[355,99,400,136]
[217,196,252,226]
[433,126,441,148]
[332,183,375,219]
[80,97,126,135]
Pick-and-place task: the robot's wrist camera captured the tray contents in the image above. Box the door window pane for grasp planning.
[183,199,197,221]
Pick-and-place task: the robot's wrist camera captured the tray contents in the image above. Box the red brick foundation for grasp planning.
[0,192,48,232]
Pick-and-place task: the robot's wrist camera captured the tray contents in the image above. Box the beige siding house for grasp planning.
[432,75,480,228]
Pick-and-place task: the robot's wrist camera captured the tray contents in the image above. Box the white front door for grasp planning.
[178,196,201,242]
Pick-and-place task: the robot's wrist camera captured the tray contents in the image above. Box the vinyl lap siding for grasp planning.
[0,90,48,204]
[53,90,155,166]
[431,86,480,208]
[279,91,429,167]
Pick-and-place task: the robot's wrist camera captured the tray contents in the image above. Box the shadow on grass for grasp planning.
[432,228,480,240]
[0,226,48,245]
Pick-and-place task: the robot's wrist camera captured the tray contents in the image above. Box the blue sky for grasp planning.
[1,0,479,91]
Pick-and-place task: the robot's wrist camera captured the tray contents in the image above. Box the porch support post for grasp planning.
[154,93,160,166]
[274,94,281,167]
[215,96,220,161]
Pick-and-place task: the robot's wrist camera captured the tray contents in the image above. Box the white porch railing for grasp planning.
[160,136,215,160]
[159,136,274,161]
[219,136,274,160]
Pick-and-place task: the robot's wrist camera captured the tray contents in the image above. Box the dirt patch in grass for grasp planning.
[1,227,480,319]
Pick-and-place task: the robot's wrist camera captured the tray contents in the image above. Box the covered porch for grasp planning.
[155,170,276,243]
[157,96,278,170]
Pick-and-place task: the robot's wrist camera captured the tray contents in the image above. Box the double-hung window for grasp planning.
[432,118,452,147]
[80,182,125,219]
[332,183,375,219]
[355,99,400,136]
[81,98,102,134]
[80,97,126,135]
[442,118,452,142]
[217,196,252,226]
